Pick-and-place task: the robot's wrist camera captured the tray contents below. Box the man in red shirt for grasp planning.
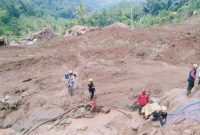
[137,89,150,115]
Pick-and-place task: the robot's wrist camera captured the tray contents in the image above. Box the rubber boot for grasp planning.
[187,89,191,96]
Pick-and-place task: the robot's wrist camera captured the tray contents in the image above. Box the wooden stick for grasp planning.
[24,104,85,135]
[21,75,39,83]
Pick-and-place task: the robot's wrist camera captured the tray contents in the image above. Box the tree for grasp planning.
[75,3,87,25]
[144,0,168,15]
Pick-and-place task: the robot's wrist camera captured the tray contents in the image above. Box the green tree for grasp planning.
[75,3,87,25]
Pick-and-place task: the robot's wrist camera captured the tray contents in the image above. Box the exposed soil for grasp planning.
[0,16,200,135]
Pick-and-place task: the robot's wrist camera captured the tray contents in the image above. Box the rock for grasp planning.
[3,116,13,128]
[0,37,8,46]
[65,25,90,37]
[101,107,111,114]
[130,120,139,130]
[29,27,55,41]
[193,11,198,15]
[0,96,21,111]
[23,27,55,45]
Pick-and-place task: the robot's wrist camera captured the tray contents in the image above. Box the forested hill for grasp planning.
[0,0,200,38]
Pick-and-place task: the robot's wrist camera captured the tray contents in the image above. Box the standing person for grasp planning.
[88,78,95,100]
[196,66,200,85]
[187,64,198,96]
[137,89,150,115]
[65,71,76,96]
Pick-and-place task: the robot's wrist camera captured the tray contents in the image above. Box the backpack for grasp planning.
[65,74,69,80]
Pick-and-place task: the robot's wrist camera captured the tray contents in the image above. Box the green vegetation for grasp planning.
[0,0,200,39]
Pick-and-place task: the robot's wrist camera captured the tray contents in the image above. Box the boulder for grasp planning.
[100,106,111,114]
[193,11,198,15]
[0,37,8,46]
[0,96,21,113]
[28,27,55,41]
[65,25,90,37]
[23,27,55,45]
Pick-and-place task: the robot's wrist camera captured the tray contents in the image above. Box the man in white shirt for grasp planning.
[197,66,200,85]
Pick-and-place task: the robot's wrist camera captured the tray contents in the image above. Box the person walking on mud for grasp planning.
[88,78,95,100]
[187,64,198,96]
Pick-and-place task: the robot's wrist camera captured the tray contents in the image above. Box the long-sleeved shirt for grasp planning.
[88,82,95,92]
[137,93,149,106]
[188,69,196,81]
[196,67,200,78]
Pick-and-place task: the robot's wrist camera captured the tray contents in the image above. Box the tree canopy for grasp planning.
[0,0,199,38]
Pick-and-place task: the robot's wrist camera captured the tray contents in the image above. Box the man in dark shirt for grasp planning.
[147,106,168,127]
[88,78,95,100]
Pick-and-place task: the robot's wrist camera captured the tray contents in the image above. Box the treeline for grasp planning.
[81,0,200,27]
[0,0,200,38]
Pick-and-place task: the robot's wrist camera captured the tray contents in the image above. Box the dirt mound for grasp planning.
[104,22,129,30]
[65,25,90,37]
[23,27,55,45]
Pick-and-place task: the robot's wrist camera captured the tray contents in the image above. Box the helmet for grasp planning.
[193,64,198,68]
[89,78,93,82]
[142,89,147,95]
[161,106,167,113]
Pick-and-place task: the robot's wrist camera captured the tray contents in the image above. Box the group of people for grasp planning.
[187,64,200,96]
[64,64,198,127]
[137,89,168,127]
[65,70,96,100]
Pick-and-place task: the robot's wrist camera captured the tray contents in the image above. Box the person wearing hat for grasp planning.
[88,78,95,100]
[187,64,198,96]
[147,105,168,127]
[65,70,77,96]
